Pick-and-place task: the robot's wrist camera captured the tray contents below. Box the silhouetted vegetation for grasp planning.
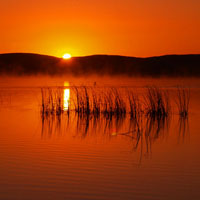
[40,86,189,120]
[128,91,141,119]
[175,87,190,117]
[144,87,170,118]
[41,88,64,116]
[40,86,190,163]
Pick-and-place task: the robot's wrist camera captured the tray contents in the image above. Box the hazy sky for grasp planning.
[0,0,200,57]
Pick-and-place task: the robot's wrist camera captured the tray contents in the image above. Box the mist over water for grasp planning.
[1,53,200,77]
[0,76,200,200]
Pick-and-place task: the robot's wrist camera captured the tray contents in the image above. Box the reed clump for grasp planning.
[144,87,170,118]
[72,87,127,117]
[176,87,190,117]
[113,88,127,116]
[40,85,190,119]
[128,90,141,119]
[72,86,91,115]
[41,88,63,116]
[91,89,101,115]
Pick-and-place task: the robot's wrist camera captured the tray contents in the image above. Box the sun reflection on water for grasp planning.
[64,81,70,111]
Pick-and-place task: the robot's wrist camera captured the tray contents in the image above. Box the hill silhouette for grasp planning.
[0,53,200,76]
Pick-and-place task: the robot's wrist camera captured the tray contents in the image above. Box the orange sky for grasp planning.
[0,0,200,57]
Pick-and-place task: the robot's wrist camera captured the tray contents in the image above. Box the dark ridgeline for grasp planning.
[0,53,200,76]
[0,53,61,75]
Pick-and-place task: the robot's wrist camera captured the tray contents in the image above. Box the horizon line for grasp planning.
[0,52,200,59]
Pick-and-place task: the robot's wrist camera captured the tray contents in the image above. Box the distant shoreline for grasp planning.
[0,53,200,77]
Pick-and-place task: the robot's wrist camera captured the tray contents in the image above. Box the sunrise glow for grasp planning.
[0,0,199,57]
[63,53,71,59]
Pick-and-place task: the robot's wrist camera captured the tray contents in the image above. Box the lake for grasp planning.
[0,76,200,200]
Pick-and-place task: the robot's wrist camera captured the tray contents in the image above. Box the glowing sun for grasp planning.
[63,53,71,59]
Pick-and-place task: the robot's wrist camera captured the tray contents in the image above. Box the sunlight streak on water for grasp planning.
[64,81,70,111]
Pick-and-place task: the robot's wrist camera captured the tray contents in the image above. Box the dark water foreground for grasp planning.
[0,77,200,200]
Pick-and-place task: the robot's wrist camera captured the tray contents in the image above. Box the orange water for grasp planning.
[0,76,200,200]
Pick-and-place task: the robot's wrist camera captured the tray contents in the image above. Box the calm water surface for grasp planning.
[0,76,200,200]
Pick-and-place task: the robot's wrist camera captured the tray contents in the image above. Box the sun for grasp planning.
[63,53,72,59]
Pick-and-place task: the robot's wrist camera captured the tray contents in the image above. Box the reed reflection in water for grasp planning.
[41,110,189,164]
[41,84,190,162]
